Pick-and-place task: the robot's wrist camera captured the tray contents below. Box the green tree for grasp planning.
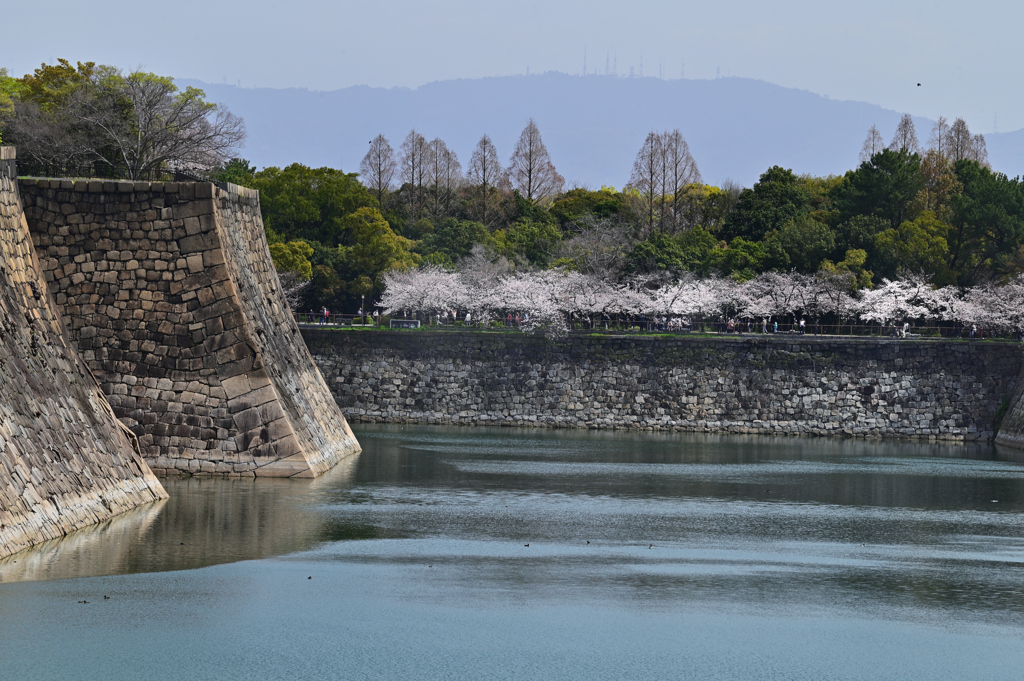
[874,211,952,282]
[10,61,244,178]
[415,218,493,263]
[711,237,768,280]
[774,215,836,273]
[17,59,95,111]
[832,149,923,230]
[251,164,376,246]
[721,166,813,242]
[496,219,562,267]
[947,160,1024,283]
[341,207,419,285]
[311,264,344,304]
[675,183,737,232]
[268,240,313,280]
[833,214,888,266]
[212,157,256,187]
[0,68,26,142]
[818,249,872,290]
[549,187,624,231]
[625,232,689,274]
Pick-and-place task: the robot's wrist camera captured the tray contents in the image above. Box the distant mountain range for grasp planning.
[181,73,1024,189]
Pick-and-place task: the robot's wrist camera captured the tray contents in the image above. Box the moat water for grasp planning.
[2,426,1024,680]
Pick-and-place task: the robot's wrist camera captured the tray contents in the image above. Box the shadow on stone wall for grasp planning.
[0,147,166,560]
[19,177,360,478]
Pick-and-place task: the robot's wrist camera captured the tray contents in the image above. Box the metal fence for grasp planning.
[16,161,211,183]
[294,312,1020,340]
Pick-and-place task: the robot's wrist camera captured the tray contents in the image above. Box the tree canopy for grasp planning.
[4,59,244,178]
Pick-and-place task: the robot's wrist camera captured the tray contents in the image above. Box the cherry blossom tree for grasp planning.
[378,267,1016,338]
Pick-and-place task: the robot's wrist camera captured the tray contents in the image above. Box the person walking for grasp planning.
[773,320,778,334]
[799,318,806,334]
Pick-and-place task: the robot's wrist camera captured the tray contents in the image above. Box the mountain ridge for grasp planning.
[180,73,1024,188]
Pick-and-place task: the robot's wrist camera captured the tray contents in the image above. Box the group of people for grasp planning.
[723,317,814,334]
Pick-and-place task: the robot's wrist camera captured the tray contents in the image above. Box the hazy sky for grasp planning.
[6,0,1020,131]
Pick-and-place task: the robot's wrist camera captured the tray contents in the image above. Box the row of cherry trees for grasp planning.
[380,267,1024,334]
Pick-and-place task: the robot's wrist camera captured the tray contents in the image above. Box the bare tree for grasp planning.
[399,129,428,218]
[457,243,514,287]
[507,118,564,202]
[426,137,462,218]
[80,69,244,179]
[553,216,633,278]
[6,99,92,169]
[859,125,886,164]
[972,133,990,168]
[360,134,397,208]
[627,131,663,233]
[467,134,503,227]
[278,272,312,310]
[947,118,974,162]
[12,67,244,179]
[662,129,702,231]
[889,114,920,154]
[928,116,950,157]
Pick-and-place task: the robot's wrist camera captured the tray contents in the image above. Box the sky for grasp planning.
[5,0,1020,132]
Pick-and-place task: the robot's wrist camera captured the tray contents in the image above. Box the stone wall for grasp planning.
[995,360,1024,449]
[306,330,1022,442]
[20,178,360,478]
[0,148,166,559]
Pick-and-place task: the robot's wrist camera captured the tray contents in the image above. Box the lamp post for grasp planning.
[361,294,365,324]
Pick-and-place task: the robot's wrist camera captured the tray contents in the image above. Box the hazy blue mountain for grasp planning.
[182,73,1023,188]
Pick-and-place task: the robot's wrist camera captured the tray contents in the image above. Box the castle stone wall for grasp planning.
[306,330,1021,442]
[995,362,1024,449]
[0,148,166,559]
[20,178,359,478]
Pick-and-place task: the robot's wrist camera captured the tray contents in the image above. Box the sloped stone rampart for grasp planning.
[20,178,359,478]
[0,148,166,559]
[995,358,1024,449]
[306,330,1021,442]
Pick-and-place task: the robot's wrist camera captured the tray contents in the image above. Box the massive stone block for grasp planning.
[0,148,166,559]
[20,178,360,478]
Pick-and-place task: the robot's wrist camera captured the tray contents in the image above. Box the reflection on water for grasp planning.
[0,453,361,582]
[310,426,1024,622]
[3,426,1024,681]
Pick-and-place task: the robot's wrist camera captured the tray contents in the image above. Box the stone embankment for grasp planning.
[305,330,1022,442]
[995,363,1024,449]
[20,177,360,477]
[1,148,166,559]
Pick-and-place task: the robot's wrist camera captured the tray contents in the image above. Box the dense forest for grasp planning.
[2,61,1022,321]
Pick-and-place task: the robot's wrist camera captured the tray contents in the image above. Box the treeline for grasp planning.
[381,267,1024,336]
[223,111,1022,315]
[4,61,1023,317]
